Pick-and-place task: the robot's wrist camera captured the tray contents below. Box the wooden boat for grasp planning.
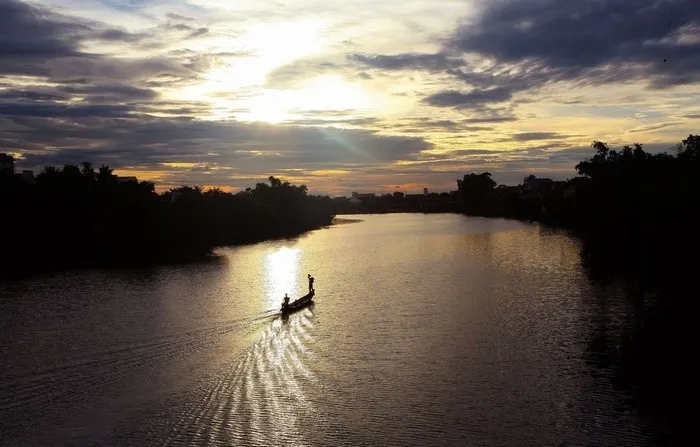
[281,290,315,314]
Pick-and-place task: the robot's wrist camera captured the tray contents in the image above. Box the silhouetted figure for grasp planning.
[308,274,315,292]
[282,293,290,311]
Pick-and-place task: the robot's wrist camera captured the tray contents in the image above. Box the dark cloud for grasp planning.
[417,119,463,130]
[423,87,513,109]
[4,105,432,177]
[0,0,139,75]
[0,89,66,102]
[346,52,456,71]
[461,116,517,124]
[45,56,197,83]
[59,83,158,102]
[0,0,204,86]
[422,148,506,159]
[628,121,683,132]
[448,0,700,89]
[511,132,572,142]
[389,117,493,132]
[0,78,163,127]
[284,117,379,126]
[1,0,86,59]
[0,102,132,118]
[344,0,699,116]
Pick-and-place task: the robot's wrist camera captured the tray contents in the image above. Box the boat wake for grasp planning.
[0,311,279,445]
[108,308,330,447]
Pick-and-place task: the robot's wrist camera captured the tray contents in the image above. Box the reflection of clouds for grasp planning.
[264,247,301,309]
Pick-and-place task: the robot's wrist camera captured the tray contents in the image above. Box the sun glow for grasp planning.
[242,76,372,123]
[169,19,327,119]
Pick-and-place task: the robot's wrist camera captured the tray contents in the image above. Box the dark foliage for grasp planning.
[0,168,334,279]
[456,172,497,216]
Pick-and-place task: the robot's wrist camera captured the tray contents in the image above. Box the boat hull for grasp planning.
[281,290,315,314]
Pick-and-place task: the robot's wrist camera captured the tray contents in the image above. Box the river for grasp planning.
[0,213,657,446]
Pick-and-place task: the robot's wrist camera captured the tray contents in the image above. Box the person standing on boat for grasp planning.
[308,274,315,293]
[282,293,290,310]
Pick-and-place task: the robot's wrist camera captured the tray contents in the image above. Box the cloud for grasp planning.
[447,0,700,89]
[343,0,700,123]
[58,83,158,102]
[45,56,197,83]
[0,0,206,85]
[627,121,683,133]
[265,58,342,88]
[0,0,135,74]
[283,117,379,126]
[511,132,573,142]
[462,115,517,124]
[388,117,493,133]
[6,107,432,174]
[0,102,133,118]
[0,89,66,102]
[346,52,457,71]
[423,87,513,109]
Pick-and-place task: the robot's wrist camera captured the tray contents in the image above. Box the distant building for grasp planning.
[0,153,15,174]
[423,187,428,195]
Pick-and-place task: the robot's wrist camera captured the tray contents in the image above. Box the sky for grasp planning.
[1,0,699,195]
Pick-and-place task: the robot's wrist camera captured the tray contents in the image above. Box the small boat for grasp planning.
[281,290,315,314]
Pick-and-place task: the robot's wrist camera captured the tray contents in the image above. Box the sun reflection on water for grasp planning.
[264,247,301,310]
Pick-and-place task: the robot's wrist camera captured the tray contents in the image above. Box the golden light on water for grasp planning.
[264,247,301,309]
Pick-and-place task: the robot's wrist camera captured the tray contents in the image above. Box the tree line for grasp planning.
[330,192,460,214]
[0,165,334,279]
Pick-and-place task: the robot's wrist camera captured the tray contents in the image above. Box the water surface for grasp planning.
[1,214,652,446]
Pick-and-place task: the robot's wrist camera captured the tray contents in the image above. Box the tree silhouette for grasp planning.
[0,167,335,279]
[457,172,497,216]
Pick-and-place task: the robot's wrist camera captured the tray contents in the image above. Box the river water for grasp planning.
[0,214,656,446]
